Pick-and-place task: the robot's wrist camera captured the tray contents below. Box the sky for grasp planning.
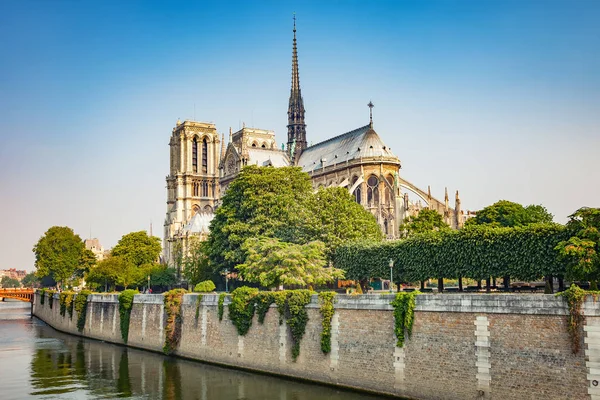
[1,0,598,271]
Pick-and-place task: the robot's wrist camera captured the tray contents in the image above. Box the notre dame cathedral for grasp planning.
[163,20,466,267]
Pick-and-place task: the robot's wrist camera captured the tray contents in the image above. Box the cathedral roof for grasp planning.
[183,211,214,235]
[247,148,290,167]
[297,124,398,172]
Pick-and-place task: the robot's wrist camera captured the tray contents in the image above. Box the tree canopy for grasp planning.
[32,226,95,288]
[112,231,161,267]
[400,208,451,237]
[206,166,382,276]
[555,207,600,285]
[21,272,40,288]
[465,200,553,227]
[1,276,20,288]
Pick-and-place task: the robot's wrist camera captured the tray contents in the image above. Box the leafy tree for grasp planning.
[400,208,451,237]
[112,231,161,267]
[1,276,20,288]
[182,237,213,285]
[465,200,553,228]
[206,165,314,272]
[86,256,124,291]
[308,187,383,257]
[237,237,344,289]
[556,207,600,287]
[148,264,178,290]
[22,272,40,288]
[32,226,95,289]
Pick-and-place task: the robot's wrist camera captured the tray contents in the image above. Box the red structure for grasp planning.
[0,288,33,302]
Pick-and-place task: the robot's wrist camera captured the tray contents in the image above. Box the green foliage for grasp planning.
[193,280,216,293]
[557,284,600,353]
[59,291,75,318]
[32,226,95,288]
[229,287,259,335]
[148,264,177,289]
[254,292,275,324]
[47,290,56,309]
[391,291,421,347]
[318,292,336,354]
[465,200,553,228]
[74,290,91,332]
[118,289,138,343]
[556,207,600,284]
[163,289,187,355]
[39,288,46,305]
[195,294,203,320]
[335,224,568,282]
[182,237,214,285]
[400,208,451,237]
[238,237,344,289]
[22,272,40,288]
[112,231,162,267]
[284,289,312,360]
[1,276,20,288]
[218,293,226,321]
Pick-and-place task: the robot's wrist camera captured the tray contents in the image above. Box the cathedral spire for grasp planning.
[287,13,307,163]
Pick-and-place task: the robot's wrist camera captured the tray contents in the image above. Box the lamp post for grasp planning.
[389,259,394,293]
[224,269,229,293]
[147,275,150,293]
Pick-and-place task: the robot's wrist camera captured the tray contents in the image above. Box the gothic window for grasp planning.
[261,143,266,148]
[367,175,379,207]
[386,175,394,205]
[192,138,198,172]
[202,138,208,173]
[251,141,257,148]
[202,180,208,197]
[352,176,361,204]
[384,219,389,235]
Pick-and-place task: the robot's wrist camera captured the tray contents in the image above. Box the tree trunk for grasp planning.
[558,276,565,292]
[544,275,553,294]
[503,276,510,292]
[420,280,425,290]
[477,280,482,290]
[486,277,491,293]
[458,277,463,292]
[438,278,444,293]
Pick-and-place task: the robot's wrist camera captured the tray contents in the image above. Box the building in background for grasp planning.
[84,238,108,261]
[0,269,27,281]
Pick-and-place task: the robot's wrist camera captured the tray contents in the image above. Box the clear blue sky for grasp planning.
[1,0,598,270]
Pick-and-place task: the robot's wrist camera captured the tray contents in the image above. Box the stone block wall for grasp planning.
[32,292,599,400]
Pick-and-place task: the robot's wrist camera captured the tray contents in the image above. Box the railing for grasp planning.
[0,288,34,302]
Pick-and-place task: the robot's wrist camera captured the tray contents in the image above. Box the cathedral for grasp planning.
[163,20,465,267]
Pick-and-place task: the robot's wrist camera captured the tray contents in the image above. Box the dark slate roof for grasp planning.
[297,124,398,172]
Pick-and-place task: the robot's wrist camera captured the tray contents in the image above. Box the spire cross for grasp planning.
[368,101,374,127]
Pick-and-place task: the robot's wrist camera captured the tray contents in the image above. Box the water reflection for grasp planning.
[2,302,384,400]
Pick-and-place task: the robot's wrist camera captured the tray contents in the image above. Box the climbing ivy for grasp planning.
[118,289,137,343]
[39,288,46,305]
[391,291,421,347]
[218,293,226,321]
[284,289,312,360]
[557,284,600,353]
[59,291,75,318]
[47,290,56,309]
[74,290,91,332]
[163,288,187,355]
[273,291,287,325]
[195,294,203,320]
[334,224,567,282]
[229,287,259,335]
[254,292,275,324]
[318,292,336,354]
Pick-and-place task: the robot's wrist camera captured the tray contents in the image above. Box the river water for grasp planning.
[0,301,385,400]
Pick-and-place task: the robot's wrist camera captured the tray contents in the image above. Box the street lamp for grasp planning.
[389,259,394,293]
[224,269,229,293]
[147,275,150,293]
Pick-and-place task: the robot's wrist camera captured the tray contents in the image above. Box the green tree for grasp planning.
[400,208,451,237]
[1,276,21,288]
[112,231,161,267]
[555,207,600,287]
[148,264,177,290]
[86,256,123,291]
[182,237,213,285]
[237,237,344,289]
[309,187,383,257]
[206,165,314,272]
[21,272,40,288]
[32,226,94,289]
[465,200,553,228]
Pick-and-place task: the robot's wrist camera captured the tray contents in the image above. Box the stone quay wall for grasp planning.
[32,292,600,400]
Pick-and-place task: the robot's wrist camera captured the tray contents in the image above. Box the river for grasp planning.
[0,301,385,399]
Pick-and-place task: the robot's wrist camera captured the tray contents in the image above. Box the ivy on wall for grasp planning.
[39,289,46,305]
[318,292,336,354]
[391,291,421,347]
[229,287,259,335]
[74,290,91,332]
[118,289,137,343]
[163,289,187,355]
[59,291,74,318]
[334,224,567,283]
[47,290,56,309]
[557,284,600,353]
[218,293,226,321]
[195,294,203,320]
[283,290,312,360]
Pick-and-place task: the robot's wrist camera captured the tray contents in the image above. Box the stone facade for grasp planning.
[34,292,597,400]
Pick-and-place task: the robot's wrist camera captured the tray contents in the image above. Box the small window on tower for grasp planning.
[202,138,208,173]
[192,138,198,172]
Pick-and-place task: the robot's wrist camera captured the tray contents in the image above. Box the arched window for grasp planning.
[386,175,394,205]
[352,176,361,204]
[202,180,208,197]
[384,219,389,235]
[192,138,198,172]
[367,175,379,207]
[202,138,208,173]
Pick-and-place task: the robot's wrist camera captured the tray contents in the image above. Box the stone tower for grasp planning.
[163,120,222,268]
[287,16,307,163]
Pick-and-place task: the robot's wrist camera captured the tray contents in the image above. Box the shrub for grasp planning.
[193,280,216,293]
